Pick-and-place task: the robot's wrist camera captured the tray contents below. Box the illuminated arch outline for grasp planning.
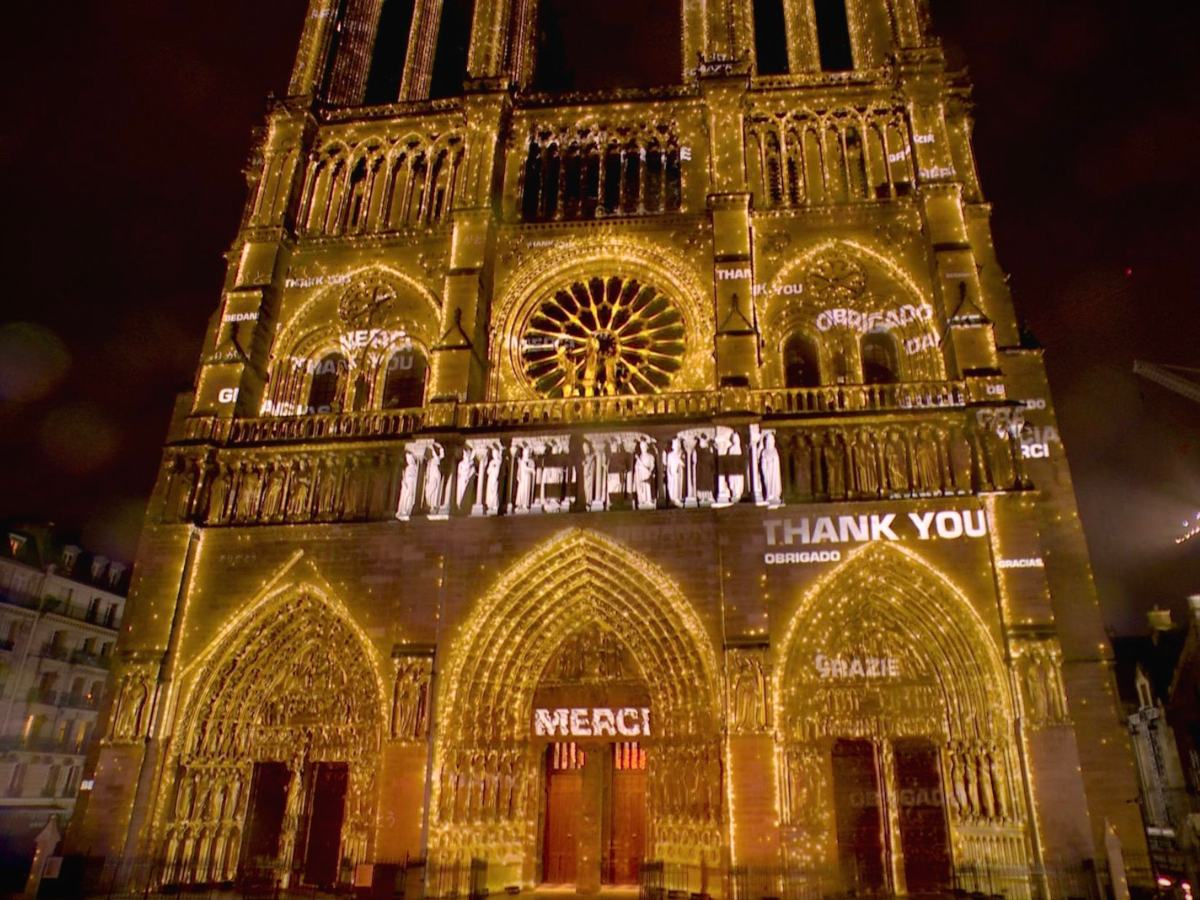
[764,240,945,382]
[772,539,1013,740]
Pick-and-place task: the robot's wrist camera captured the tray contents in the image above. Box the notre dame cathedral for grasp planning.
[69,0,1146,896]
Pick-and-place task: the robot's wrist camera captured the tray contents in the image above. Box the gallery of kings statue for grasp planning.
[67,0,1147,897]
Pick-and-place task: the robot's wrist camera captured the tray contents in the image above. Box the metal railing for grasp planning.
[640,859,1109,900]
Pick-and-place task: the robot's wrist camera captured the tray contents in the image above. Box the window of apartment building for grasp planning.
[43,765,61,797]
[104,604,118,628]
[100,641,112,658]
[7,763,26,797]
[82,637,96,656]
[76,721,91,751]
[86,597,100,623]
[62,766,78,797]
[56,720,70,746]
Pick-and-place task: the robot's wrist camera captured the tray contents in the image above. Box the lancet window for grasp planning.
[519,130,683,222]
[300,135,464,235]
[753,0,790,75]
[861,331,899,385]
[783,333,821,388]
[746,107,913,208]
[815,0,854,71]
[381,344,428,408]
[308,353,347,413]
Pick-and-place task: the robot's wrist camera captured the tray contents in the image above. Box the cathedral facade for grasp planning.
[69,0,1145,896]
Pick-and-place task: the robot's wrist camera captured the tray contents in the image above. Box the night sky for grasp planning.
[0,1,1196,633]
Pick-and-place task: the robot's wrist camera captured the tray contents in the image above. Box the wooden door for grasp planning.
[241,762,290,869]
[832,739,885,891]
[544,744,584,884]
[894,739,951,892]
[607,742,646,884]
[303,762,348,887]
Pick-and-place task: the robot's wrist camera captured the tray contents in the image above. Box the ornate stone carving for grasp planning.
[804,253,868,304]
[727,648,769,733]
[391,655,432,743]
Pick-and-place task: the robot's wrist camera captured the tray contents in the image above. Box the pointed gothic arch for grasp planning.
[764,240,946,384]
[161,580,387,887]
[773,542,1028,888]
[431,528,722,882]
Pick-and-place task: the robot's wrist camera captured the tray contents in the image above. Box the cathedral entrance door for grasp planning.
[544,743,584,884]
[302,762,348,887]
[831,739,885,892]
[241,762,290,869]
[894,739,951,892]
[607,742,647,885]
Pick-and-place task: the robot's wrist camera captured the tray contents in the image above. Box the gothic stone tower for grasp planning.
[70,0,1144,895]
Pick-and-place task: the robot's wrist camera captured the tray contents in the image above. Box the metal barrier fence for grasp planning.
[641,860,1112,900]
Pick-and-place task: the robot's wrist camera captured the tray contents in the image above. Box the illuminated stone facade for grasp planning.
[70,0,1145,895]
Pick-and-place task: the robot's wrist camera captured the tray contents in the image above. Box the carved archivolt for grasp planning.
[492,235,712,400]
[160,582,387,886]
[431,528,722,868]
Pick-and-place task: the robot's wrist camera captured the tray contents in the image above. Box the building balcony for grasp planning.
[39,643,71,662]
[26,687,59,706]
[0,735,78,754]
[70,650,111,670]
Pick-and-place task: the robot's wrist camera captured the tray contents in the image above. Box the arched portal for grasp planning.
[161,585,387,888]
[774,543,1029,896]
[432,529,722,889]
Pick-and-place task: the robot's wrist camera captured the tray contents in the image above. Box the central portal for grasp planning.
[543,742,646,887]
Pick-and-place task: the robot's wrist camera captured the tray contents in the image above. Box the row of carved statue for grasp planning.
[160,419,1023,526]
[779,739,1019,830]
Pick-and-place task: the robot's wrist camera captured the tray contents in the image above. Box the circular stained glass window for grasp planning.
[519,276,686,398]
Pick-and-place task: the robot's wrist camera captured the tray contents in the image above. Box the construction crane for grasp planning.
[1133,360,1200,406]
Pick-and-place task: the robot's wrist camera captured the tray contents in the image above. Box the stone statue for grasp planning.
[949,426,973,492]
[423,444,446,513]
[634,440,657,509]
[985,424,1015,490]
[484,447,504,514]
[665,438,685,507]
[695,434,716,504]
[719,432,745,503]
[607,438,632,508]
[913,427,941,493]
[555,339,578,397]
[393,660,429,741]
[782,435,806,500]
[261,463,286,520]
[823,432,846,498]
[852,430,879,497]
[514,446,537,512]
[286,459,312,519]
[581,442,598,508]
[731,655,766,731]
[759,431,782,506]
[396,448,421,520]
[456,449,478,511]
[884,431,908,492]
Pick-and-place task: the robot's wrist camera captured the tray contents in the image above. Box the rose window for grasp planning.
[519,276,685,398]
[804,255,868,304]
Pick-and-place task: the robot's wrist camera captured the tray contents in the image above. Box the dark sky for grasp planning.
[0,1,1196,633]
